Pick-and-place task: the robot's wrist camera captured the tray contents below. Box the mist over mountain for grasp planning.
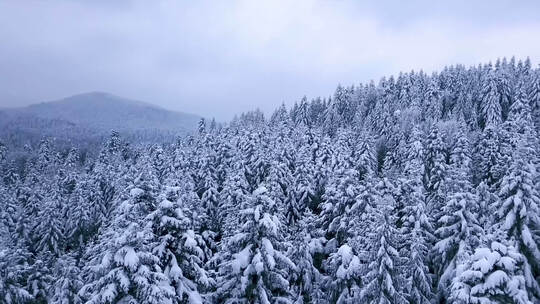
[21,92,200,132]
[0,92,201,149]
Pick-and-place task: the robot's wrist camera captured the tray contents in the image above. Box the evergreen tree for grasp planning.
[50,254,83,304]
[295,96,312,127]
[325,244,362,303]
[481,70,502,128]
[423,125,447,226]
[288,211,326,303]
[359,205,407,304]
[147,188,212,303]
[80,186,174,304]
[451,233,531,304]
[527,71,540,132]
[398,127,434,304]
[496,137,540,300]
[319,168,361,246]
[35,186,65,256]
[0,246,32,304]
[474,125,507,187]
[215,186,296,303]
[433,130,483,301]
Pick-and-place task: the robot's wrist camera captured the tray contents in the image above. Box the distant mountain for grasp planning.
[0,92,201,149]
[14,92,200,132]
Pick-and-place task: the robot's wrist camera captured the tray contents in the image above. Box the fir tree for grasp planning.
[325,244,362,303]
[423,125,447,226]
[215,186,296,303]
[433,130,483,301]
[496,137,540,300]
[451,233,531,304]
[359,205,407,304]
[0,246,32,304]
[50,253,83,304]
[147,187,212,303]
[288,211,326,303]
[80,186,174,304]
[481,70,502,128]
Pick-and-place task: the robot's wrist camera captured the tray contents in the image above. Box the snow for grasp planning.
[188,291,203,304]
[262,237,274,257]
[253,186,268,196]
[159,199,173,209]
[232,245,252,274]
[260,213,278,235]
[337,244,353,264]
[499,256,516,271]
[168,257,182,281]
[471,250,499,273]
[123,247,139,271]
[101,283,119,302]
[183,231,198,249]
[253,252,264,274]
[484,270,508,290]
[130,187,144,198]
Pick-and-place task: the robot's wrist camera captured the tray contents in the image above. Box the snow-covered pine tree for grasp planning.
[265,159,297,226]
[353,131,376,181]
[474,124,508,188]
[507,80,538,146]
[423,77,442,122]
[359,204,407,304]
[398,126,434,304]
[323,98,340,137]
[0,141,6,164]
[475,181,498,232]
[0,246,32,304]
[239,132,270,192]
[215,186,296,303]
[200,178,221,237]
[150,145,170,184]
[423,125,448,227]
[270,103,291,128]
[433,129,483,302]
[319,168,361,247]
[295,96,312,127]
[147,187,212,303]
[219,170,250,239]
[0,184,18,244]
[480,70,503,128]
[65,176,95,252]
[80,186,174,304]
[198,118,207,136]
[496,136,540,301]
[289,158,313,225]
[288,211,326,304]
[324,244,362,303]
[527,70,540,132]
[50,253,83,304]
[450,231,531,304]
[35,185,65,256]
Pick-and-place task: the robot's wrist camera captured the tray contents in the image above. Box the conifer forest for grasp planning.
[1,58,540,303]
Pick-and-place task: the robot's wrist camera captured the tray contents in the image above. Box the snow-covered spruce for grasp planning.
[215,186,296,303]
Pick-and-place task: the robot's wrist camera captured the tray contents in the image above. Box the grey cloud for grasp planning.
[1,0,539,119]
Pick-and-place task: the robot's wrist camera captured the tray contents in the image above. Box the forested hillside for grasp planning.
[0,92,201,152]
[1,57,539,303]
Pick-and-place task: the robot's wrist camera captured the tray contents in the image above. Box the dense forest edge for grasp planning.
[1,57,540,303]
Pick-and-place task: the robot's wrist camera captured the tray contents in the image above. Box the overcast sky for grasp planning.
[1,0,540,119]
